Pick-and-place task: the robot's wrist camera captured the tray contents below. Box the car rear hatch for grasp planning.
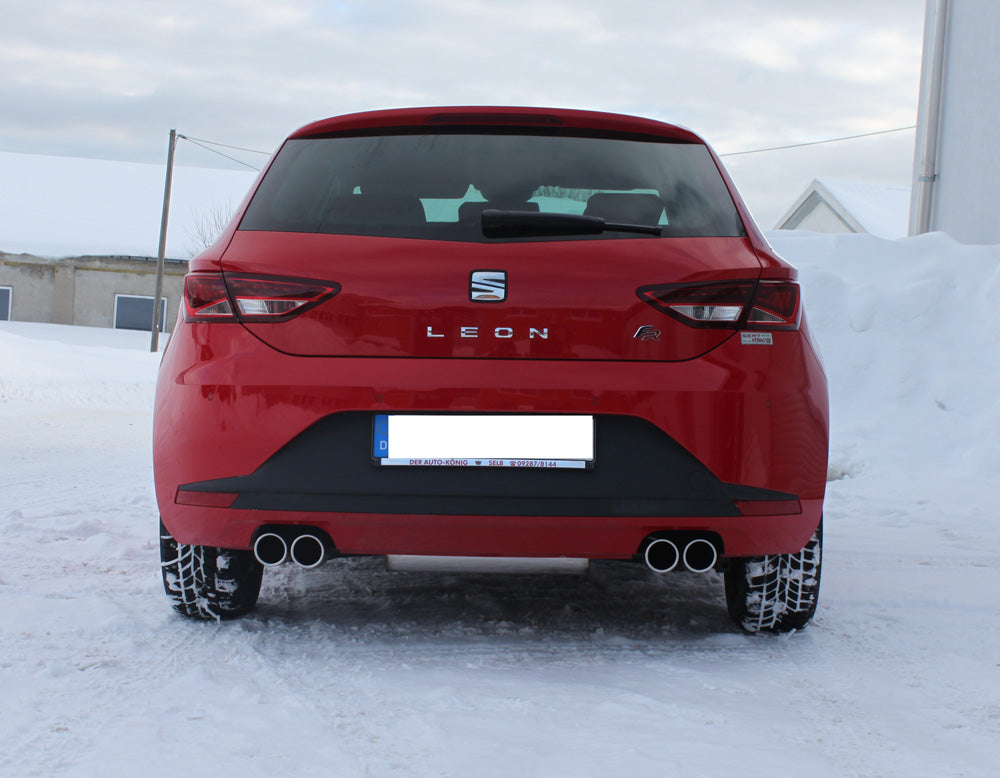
[204,123,786,362]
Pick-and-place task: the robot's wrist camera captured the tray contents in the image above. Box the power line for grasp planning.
[178,134,272,156]
[176,134,262,171]
[719,125,917,157]
[173,123,917,169]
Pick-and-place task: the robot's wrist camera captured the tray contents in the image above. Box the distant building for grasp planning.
[0,253,186,331]
[0,151,256,259]
[775,179,911,239]
[0,150,255,329]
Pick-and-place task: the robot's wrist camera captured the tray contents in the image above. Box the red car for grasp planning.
[155,107,828,632]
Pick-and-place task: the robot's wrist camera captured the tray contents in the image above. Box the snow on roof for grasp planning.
[0,151,259,260]
[775,178,911,239]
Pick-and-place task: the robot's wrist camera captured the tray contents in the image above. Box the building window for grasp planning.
[114,294,167,332]
[0,286,10,321]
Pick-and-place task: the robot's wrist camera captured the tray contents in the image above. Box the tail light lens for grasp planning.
[638,280,800,331]
[638,282,755,328]
[746,282,801,330]
[184,273,340,323]
[184,275,234,320]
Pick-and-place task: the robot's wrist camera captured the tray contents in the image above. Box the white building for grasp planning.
[775,179,911,239]
[911,0,1000,243]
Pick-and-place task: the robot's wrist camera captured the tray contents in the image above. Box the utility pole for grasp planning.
[151,128,177,352]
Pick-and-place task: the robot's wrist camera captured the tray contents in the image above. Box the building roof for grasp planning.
[775,178,911,239]
[0,151,258,259]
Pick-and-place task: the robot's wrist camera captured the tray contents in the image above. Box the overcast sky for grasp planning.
[2,0,927,226]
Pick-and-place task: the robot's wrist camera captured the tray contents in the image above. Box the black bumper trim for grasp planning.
[180,412,797,518]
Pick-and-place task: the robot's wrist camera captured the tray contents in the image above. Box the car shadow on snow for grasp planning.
[246,556,741,643]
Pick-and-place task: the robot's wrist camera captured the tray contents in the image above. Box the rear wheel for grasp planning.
[159,520,263,620]
[724,521,822,633]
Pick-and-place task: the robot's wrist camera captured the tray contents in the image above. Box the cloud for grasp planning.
[818,28,921,85]
[0,0,925,221]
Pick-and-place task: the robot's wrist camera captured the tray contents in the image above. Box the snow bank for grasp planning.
[772,230,1000,483]
[0,321,159,407]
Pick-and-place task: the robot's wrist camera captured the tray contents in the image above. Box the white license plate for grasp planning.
[373,414,594,469]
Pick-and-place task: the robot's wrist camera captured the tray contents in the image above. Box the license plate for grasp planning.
[373,415,594,469]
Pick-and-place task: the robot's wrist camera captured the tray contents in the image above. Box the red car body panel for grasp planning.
[153,106,828,564]
[154,314,827,557]
[287,106,708,143]
[218,232,765,361]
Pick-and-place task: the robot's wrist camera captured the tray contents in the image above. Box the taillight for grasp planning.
[638,282,755,328]
[183,273,340,323]
[745,282,801,330]
[637,280,800,331]
[184,275,234,320]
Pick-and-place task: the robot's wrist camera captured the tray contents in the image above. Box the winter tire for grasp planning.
[724,520,822,633]
[160,520,263,620]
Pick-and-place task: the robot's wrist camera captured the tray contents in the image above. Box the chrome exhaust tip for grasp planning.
[682,538,718,573]
[643,538,680,573]
[253,532,288,567]
[289,534,326,569]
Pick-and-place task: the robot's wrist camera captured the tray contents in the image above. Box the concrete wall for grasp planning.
[912,0,1000,244]
[0,254,187,331]
[0,258,56,322]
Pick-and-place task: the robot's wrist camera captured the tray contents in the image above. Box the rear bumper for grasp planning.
[154,319,828,557]
[157,502,824,559]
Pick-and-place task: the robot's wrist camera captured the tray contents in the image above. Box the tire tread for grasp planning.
[725,522,822,633]
[160,521,262,621]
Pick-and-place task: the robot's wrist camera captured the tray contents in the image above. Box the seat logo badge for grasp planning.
[634,325,661,342]
[470,270,507,302]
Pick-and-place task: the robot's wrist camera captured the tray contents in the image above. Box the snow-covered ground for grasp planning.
[1,232,998,776]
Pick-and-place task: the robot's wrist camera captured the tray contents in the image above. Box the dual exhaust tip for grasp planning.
[253,532,326,569]
[643,537,718,574]
[255,530,715,574]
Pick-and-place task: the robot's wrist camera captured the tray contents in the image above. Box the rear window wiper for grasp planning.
[481,209,662,238]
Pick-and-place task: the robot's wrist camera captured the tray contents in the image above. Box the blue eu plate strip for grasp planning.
[373,414,389,458]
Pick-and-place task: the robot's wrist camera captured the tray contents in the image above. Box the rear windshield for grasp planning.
[239,132,746,241]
